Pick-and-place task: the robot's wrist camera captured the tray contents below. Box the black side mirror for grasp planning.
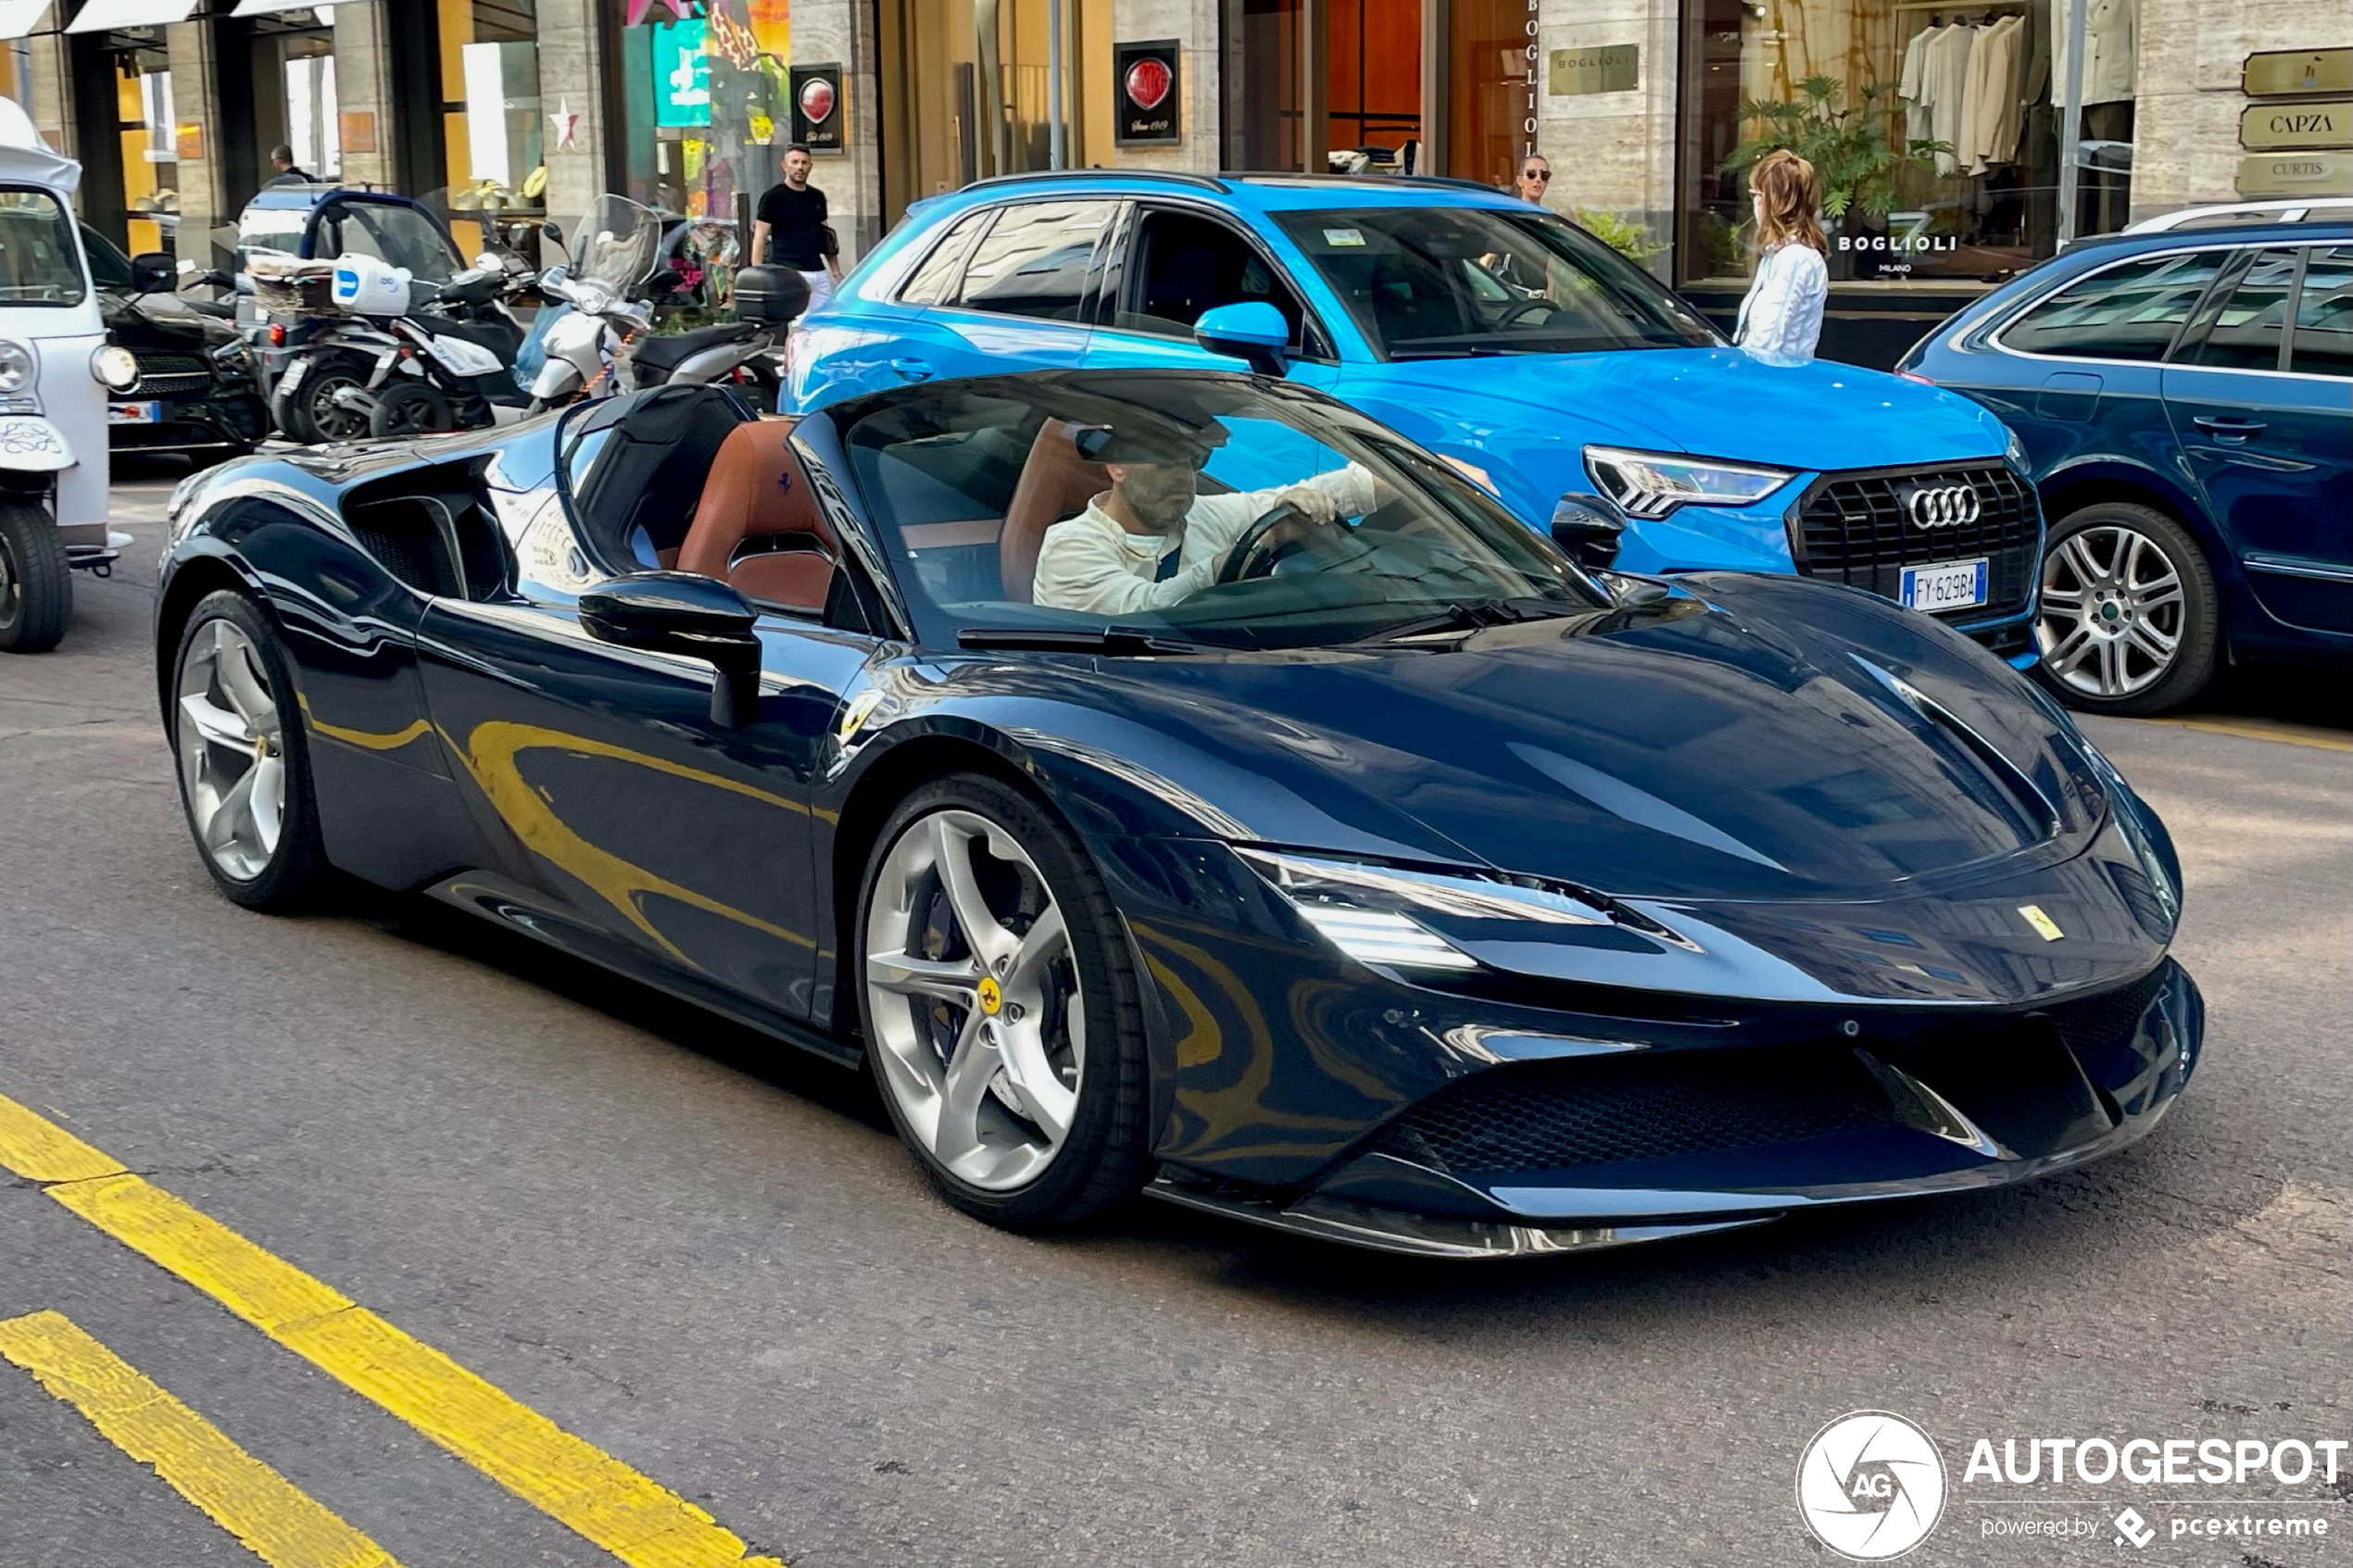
[731,264,811,325]
[540,220,564,248]
[131,251,176,294]
[579,571,762,726]
[1550,491,1628,571]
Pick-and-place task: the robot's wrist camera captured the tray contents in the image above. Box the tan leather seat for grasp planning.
[675,418,837,613]
[1000,419,1110,601]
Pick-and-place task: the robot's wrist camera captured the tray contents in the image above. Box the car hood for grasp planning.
[1359,347,2009,473]
[101,289,239,350]
[983,576,2169,1004]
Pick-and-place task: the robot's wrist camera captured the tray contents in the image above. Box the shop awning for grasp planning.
[0,0,56,39]
[64,0,200,31]
[227,0,367,15]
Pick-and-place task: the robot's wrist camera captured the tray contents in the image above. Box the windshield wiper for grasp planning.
[957,625,1216,656]
[1353,597,1587,643]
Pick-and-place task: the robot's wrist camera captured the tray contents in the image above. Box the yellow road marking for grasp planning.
[2134,715,2352,752]
[0,1310,402,1568]
[0,1092,785,1568]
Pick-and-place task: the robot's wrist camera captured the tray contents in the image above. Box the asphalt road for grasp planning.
[4,475,2347,1568]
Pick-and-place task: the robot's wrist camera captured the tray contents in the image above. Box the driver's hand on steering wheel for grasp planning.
[1262,483,1344,544]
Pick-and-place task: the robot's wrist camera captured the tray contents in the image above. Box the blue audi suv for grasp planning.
[1900,210,2350,714]
[790,171,2045,666]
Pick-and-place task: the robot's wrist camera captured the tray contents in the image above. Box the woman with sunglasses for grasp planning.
[1732,149,1830,364]
[1514,157,1553,205]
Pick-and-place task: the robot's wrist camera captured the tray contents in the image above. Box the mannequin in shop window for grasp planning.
[1734,150,1829,366]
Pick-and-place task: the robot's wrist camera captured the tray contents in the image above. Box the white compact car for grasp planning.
[0,97,138,653]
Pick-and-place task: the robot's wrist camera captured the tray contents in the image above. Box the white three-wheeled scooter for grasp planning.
[0,98,141,653]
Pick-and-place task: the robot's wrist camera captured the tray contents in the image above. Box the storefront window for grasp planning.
[436,0,542,257]
[1448,0,1535,189]
[610,0,788,224]
[881,0,1114,227]
[1679,0,2141,290]
[102,38,176,257]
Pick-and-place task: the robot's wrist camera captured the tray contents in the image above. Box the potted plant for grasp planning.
[1721,74,1947,280]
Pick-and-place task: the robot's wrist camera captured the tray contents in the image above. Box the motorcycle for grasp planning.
[341,246,542,437]
[528,194,808,409]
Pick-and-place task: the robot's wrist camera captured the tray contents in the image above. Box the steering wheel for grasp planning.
[1214,501,1341,584]
[1493,296,1564,329]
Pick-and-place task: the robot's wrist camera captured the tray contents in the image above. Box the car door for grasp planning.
[867,197,1118,391]
[1080,203,1340,393]
[415,388,872,1022]
[793,203,993,410]
[2162,244,2353,635]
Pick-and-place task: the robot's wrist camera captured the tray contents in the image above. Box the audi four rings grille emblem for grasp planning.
[1905,483,1982,529]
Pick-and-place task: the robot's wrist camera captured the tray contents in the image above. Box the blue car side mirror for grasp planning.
[1194,301,1290,377]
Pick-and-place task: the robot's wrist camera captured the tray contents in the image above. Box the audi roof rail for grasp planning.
[1222,169,1512,196]
[959,169,1232,194]
[2125,197,2353,232]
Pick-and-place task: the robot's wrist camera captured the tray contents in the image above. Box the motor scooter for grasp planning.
[0,100,137,653]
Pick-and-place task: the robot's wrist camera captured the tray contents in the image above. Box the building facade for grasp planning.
[6,0,2343,365]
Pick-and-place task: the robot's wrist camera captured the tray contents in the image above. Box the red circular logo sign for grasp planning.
[799,77,837,125]
[1124,57,1172,112]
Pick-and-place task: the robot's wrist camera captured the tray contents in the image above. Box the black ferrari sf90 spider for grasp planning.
[156,371,2201,1258]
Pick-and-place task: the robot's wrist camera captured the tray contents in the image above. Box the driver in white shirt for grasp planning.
[1027,420,1380,615]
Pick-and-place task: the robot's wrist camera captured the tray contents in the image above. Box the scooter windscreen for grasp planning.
[569,194,668,297]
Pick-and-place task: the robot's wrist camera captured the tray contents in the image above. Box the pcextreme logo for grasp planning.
[1797,1411,1949,1560]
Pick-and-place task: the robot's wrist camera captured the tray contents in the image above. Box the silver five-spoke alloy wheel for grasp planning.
[864,809,1084,1192]
[2036,523,2185,699]
[176,618,287,882]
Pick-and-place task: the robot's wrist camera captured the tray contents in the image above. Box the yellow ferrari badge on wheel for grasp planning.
[976,975,1002,1014]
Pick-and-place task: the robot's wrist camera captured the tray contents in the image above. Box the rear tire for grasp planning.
[0,500,70,654]
[276,356,371,445]
[2032,502,2221,716]
[369,380,458,438]
[169,590,329,910]
[856,772,1152,1231]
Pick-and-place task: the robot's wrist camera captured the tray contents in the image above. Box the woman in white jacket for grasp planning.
[1733,150,1830,365]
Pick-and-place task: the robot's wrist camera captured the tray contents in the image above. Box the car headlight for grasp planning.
[1583,445,1794,520]
[92,344,141,392]
[1240,849,1615,972]
[0,340,34,394]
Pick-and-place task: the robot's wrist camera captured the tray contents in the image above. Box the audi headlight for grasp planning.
[93,344,141,392]
[0,340,34,394]
[1583,446,1794,520]
[1240,849,1615,972]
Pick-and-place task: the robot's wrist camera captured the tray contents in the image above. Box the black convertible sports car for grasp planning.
[155,370,2202,1258]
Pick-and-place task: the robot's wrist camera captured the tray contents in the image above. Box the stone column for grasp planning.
[788,0,883,259]
[333,1,396,188]
[165,20,228,262]
[2129,0,2345,216]
[534,0,611,227]
[1110,0,1222,173]
[1534,0,1679,274]
[26,32,69,159]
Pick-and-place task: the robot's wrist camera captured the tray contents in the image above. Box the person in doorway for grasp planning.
[751,144,842,313]
[1028,421,1379,616]
[1732,148,1829,365]
[1514,156,1553,206]
[267,144,314,186]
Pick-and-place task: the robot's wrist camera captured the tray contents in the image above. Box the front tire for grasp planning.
[2033,502,2221,716]
[170,590,328,909]
[0,500,70,654]
[856,773,1152,1230]
[276,356,372,445]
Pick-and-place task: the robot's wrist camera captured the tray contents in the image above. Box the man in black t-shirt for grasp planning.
[751,144,841,311]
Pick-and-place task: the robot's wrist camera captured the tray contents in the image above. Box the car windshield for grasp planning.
[0,188,87,306]
[832,372,1607,653]
[1273,207,1717,360]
